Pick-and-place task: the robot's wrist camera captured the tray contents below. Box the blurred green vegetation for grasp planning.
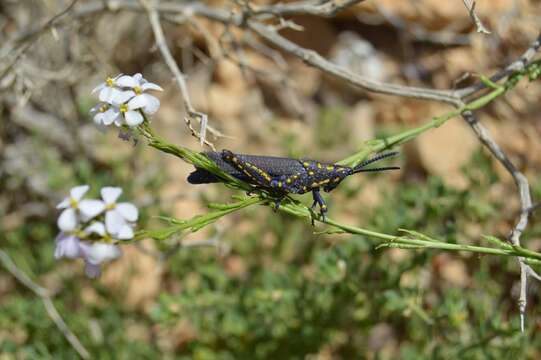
[2,128,541,359]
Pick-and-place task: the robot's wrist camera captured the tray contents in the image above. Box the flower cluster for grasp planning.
[55,185,138,278]
[90,73,162,128]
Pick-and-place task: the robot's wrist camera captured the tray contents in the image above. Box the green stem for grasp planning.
[133,62,541,264]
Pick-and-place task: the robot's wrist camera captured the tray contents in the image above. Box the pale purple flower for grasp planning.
[101,187,137,239]
[54,232,82,259]
[53,185,138,278]
[80,241,122,278]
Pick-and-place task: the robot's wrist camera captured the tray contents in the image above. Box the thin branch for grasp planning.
[247,0,366,18]
[456,31,541,99]
[461,109,534,332]
[0,249,90,359]
[139,0,216,148]
[68,0,458,104]
[0,0,79,80]
[248,21,461,105]
[462,0,491,35]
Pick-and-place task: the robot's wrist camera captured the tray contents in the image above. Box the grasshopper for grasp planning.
[188,150,399,222]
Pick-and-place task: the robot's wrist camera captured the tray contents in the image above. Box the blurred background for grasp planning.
[1,0,541,358]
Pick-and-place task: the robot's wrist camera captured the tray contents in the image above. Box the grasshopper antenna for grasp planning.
[353,152,399,174]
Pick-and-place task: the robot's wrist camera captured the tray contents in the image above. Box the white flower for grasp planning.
[101,187,138,239]
[90,73,162,128]
[57,185,86,231]
[84,222,106,236]
[116,73,162,115]
[57,185,106,231]
[80,241,122,278]
[54,232,82,259]
[92,74,126,104]
[90,102,118,127]
[118,101,143,126]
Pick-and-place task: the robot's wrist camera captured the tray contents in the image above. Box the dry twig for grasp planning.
[139,0,217,148]
[0,249,90,359]
[462,0,491,34]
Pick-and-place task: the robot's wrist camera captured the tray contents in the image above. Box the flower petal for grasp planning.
[79,199,106,220]
[116,75,138,88]
[54,233,81,259]
[116,224,134,240]
[99,87,114,102]
[93,112,105,125]
[82,242,121,264]
[141,82,163,91]
[84,262,102,278]
[111,90,135,105]
[105,209,125,235]
[57,197,70,209]
[101,187,122,204]
[127,95,147,110]
[125,110,143,126]
[84,222,106,236]
[142,95,160,114]
[133,73,143,84]
[114,117,124,127]
[70,185,89,201]
[102,108,119,125]
[57,208,78,232]
[116,202,138,222]
[91,83,105,94]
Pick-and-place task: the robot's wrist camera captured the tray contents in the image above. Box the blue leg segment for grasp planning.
[311,188,328,222]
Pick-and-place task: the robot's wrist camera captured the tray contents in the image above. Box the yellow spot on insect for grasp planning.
[232,157,238,163]
[334,177,340,182]
[303,186,307,191]
[303,162,310,167]
[286,179,292,184]
[278,182,282,188]
[326,165,334,171]
[308,171,314,176]
[311,182,318,188]
[321,205,327,209]
[317,163,322,169]
[320,179,330,184]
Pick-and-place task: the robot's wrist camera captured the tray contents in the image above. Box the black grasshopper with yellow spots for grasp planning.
[188,150,399,222]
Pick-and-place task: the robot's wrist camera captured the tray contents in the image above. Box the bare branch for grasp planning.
[461,110,536,332]
[0,249,90,359]
[457,31,541,99]
[139,0,217,148]
[248,21,461,105]
[0,0,79,81]
[248,0,366,18]
[462,0,491,34]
